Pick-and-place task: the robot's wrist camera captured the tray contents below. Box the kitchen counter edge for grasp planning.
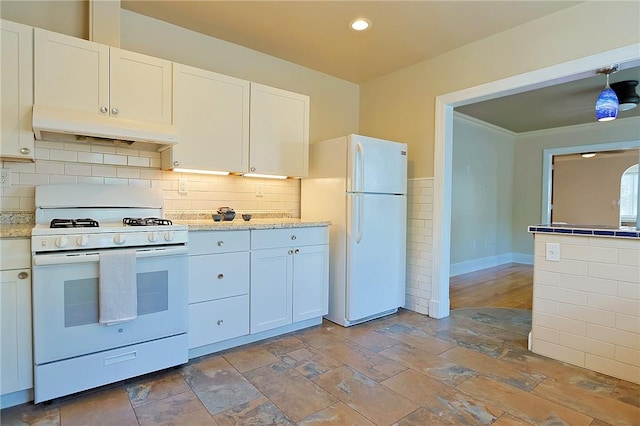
[178,219,331,232]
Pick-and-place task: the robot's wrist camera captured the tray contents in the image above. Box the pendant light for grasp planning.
[595,66,619,122]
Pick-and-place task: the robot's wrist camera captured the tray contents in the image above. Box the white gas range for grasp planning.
[31,184,189,403]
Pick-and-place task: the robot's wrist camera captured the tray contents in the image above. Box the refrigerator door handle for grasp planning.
[354,193,363,243]
[356,142,364,192]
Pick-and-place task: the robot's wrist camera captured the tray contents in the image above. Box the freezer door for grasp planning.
[346,193,406,322]
[347,135,407,194]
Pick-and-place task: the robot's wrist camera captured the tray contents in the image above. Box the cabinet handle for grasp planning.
[100,106,108,114]
[294,249,300,254]
[217,240,224,247]
[111,107,119,116]
[217,273,224,280]
[217,319,224,326]
[291,235,296,240]
[250,167,256,172]
[288,250,293,255]
[20,147,30,155]
[18,271,29,279]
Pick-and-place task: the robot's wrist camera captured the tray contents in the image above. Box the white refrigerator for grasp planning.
[301,134,407,326]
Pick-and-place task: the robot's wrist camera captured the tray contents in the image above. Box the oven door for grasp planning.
[32,246,188,365]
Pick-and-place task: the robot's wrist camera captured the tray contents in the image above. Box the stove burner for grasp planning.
[50,218,100,228]
[123,217,173,227]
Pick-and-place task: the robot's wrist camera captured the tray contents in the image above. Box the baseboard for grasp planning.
[450,252,533,276]
[1,388,33,409]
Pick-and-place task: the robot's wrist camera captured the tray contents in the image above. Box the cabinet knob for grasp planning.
[111,107,119,116]
[217,240,224,247]
[291,235,297,240]
[100,106,108,114]
[173,161,180,167]
[217,273,224,280]
[288,249,293,255]
[18,271,29,279]
[250,167,256,172]
[294,249,300,254]
[20,147,30,155]
[217,319,224,326]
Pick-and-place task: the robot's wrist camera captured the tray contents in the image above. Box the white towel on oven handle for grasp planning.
[99,249,138,325]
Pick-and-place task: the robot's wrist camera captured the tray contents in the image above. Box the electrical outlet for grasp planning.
[178,179,188,194]
[0,168,11,188]
[256,183,264,197]
[545,242,560,262]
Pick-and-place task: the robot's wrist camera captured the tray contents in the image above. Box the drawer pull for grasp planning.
[288,249,293,255]
[217,319,224,326]
[18,271,29,279]
[217,273,224,279]
[294,249,300,254]
[104,351,137,365]
[217,240,224,247]
[291,235,297,240]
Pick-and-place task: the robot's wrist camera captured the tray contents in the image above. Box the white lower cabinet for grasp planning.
[0,239,33,400]
[250,227,329,334]
[187,231,250,349]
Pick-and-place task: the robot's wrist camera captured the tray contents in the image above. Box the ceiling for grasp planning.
[121,1,639,132]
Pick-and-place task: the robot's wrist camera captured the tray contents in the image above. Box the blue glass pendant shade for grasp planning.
[596,87,619,122]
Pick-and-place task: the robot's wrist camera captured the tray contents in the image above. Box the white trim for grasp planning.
[541,139,640,224]
[512,253,534,265]
[433,43,640,319]
[450,253,513,277]
[454,112,517,137]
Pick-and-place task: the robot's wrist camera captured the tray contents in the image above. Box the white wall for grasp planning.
[450,114,516,275]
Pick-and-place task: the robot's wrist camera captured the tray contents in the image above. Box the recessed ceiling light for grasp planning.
[350,18,371,31]
[581,152,597,158]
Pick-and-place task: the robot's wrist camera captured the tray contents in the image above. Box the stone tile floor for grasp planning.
[2,307,639,425]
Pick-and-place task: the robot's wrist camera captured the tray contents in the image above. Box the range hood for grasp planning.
[32,105,179,151]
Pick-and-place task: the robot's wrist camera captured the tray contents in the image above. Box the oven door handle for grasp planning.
[33,246,188,266]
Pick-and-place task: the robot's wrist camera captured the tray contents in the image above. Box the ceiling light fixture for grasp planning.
[350,18,371,31]
[611,80,639,111]
[595,65,619,122]
[581,152,597,158]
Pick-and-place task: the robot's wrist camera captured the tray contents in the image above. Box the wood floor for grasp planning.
[449,263,533,310]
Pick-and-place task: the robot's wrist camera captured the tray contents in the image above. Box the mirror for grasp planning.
[543,145,640,228]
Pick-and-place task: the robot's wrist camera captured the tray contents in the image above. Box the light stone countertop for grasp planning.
[176,218,330,231]
[0,224,33,239]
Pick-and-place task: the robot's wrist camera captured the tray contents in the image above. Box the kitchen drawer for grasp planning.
[188,295,249,349]
[34,334,187,403]
[251,227,328,250]
[188,251,249,303]
[188,230,249,255]
[0,239,30,270]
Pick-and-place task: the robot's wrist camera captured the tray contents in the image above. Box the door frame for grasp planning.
[430,43,640,319]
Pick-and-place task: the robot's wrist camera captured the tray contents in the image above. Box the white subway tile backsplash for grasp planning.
[18,173,49,186]
[533,340,585,366]
[116,168,140,179]
[65,164,92,176]
[585,354,640,384]
[535,284,588,306]
[535,270,561,286]
[49,149,78,162]
[558,303,616,327]
[104,177,129,186]
[560,274,618,295]
[615,346,640,366]
[535,312,586,336]
[618,282,640,300]
[36,162,65,175]
[533,325,560,344]
[562,244,619,264]
[588,293,640,317]
[586,323,640,350]
[77,152,104,164]
[616,313,640,334]
[558,331,615,359]
[589,262,640,284]
[103,154,127,166]
[91,165,117,178]
[35,148,49,160]
[619,249,640,267]
[90,145,116,154]
[127,156,150,167]
[78,176,104,185]
[49,175,78,185]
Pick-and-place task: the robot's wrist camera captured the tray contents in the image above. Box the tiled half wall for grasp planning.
[0,140,300,215]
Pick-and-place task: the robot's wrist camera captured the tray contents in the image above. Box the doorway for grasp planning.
[429,44,640,319]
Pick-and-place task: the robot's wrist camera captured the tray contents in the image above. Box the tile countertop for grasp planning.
[177,218,331,231]
[528,224,640,239]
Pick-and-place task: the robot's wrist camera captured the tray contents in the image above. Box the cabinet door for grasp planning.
[250,247,292,333]
[249,83,309,177]
[1,269,33,395]
[293,244,329,322]
[34,28,109,115]
[1,20,34,162]
[169,64,249,172]
[109,48,173,124]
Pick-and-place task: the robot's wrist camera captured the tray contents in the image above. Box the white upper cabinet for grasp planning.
[1,20,34,162]
[249,83,309,177]
[164,63,250,172]
[34,29,172,124]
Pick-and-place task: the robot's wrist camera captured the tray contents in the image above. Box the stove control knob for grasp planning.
[148,232,158,242]
[76,235,89,247]
[164,231,174,242]
[113,234,126,245]
[55,237,69,248]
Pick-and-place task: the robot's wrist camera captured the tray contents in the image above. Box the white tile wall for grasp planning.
[531,233,640,384]
[0,140,300,216]
[404,178,434,315]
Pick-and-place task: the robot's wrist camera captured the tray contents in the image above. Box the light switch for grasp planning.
[546,242,560,262]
